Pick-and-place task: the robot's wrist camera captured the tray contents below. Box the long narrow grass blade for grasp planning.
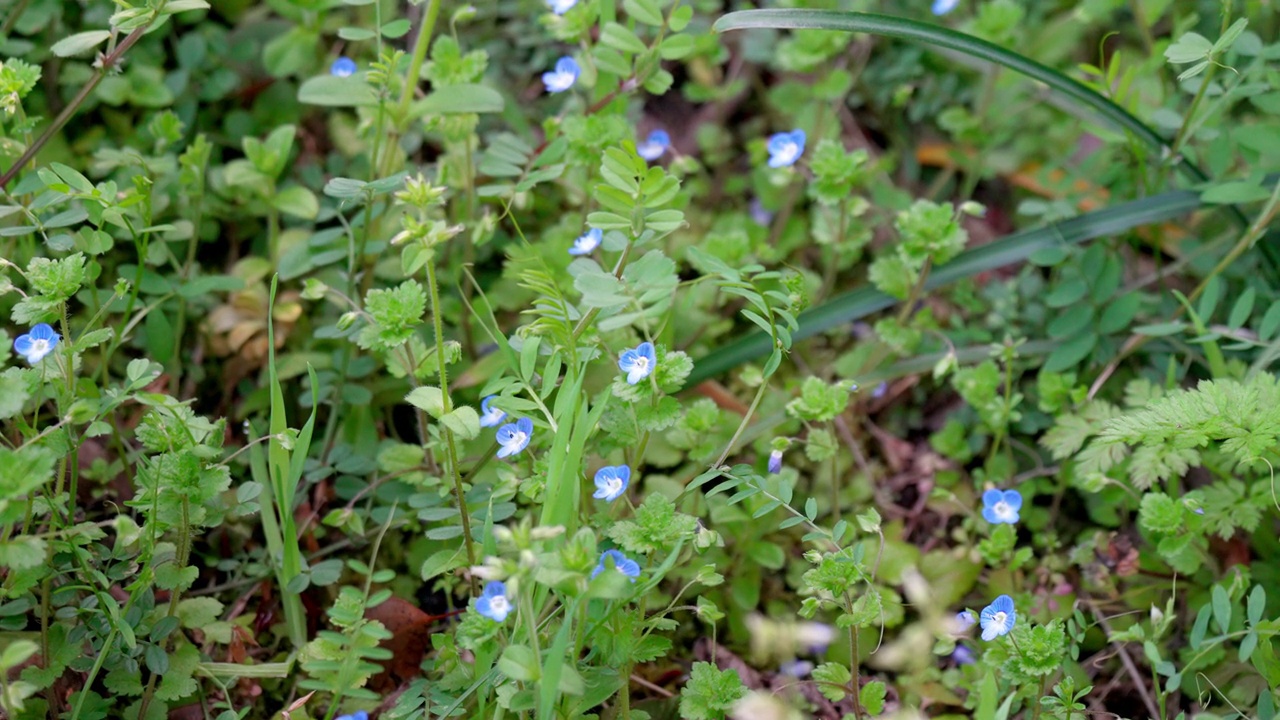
[713,8,1279,273]
[686,189,1202,384]
[713,10,1176,171]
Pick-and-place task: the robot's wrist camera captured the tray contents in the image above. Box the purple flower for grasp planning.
[952,645,975,665]
[768,449,783,474]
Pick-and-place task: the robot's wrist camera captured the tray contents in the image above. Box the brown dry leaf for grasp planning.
[364,596,443,692]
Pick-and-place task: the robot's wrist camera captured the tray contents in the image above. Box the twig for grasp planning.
[1083,595,1163,720]
[0,21,152,188]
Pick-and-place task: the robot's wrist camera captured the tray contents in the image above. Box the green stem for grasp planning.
[711,380,769,470]
[393,0,442,125]
[1171,12,1229,155]
[424,258,478,584]
[0,16,157,189]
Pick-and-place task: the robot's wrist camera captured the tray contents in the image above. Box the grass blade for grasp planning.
[713,10,1172,170]
[712,8,1280,273]
[687,189,1202,383]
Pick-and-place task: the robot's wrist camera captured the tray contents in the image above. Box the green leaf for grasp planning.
[713,8,1274,273]
[440,407,481,440]
[405,386,444,417]
[498,644,540,681]
[860,681,887,715]
[688,190,1203,383]
[297,75,378,107]
[623,0,664,26]
[1202,181,1274,204]
[1164,32,1212,64]
[812,662,851,701]
[415,84,504,114]
[381,19,411,38]
[338,26,376,40]
[51,31,112,57]
[1212,585,1232,634]
[272,185,319,220]
[679,662,747,720]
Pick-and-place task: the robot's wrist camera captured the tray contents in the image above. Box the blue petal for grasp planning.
[482,581,505,598]
[556,56,579,75]
[516,417,533,435]
[981,488,1003,508]
[12,334,33,355]
[29,323,58,342]
[1003,490,1023,510]
[637,342,655,363]
[981,507,1001,523]
[992,594,1015,614]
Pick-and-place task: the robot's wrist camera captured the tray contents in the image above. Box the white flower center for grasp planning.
[994,501,1012,519]
[605,477,623,495]
[774,144,798,164]
[489,596,510,614]
[632,356,649,373]
[991,611,1007,628]
[29,339,49,356]
[506,431,527,448]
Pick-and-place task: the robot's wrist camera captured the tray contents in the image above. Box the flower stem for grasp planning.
[0,17,157,189]
[425,257,478,589]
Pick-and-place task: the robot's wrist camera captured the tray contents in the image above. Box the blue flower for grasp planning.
[330,56,357,77]
[591,549,640,580]
[496,417,533,458]
[981,488,1022,525]
[780,659,814,678]
[749,197,773,227]
[955,610,976,632]
[13,323,60,364]
[637,129,671,161]
[480,396,506,428]
[768,449,783,474]
[766,129,806,168]
[475,581,513,622]
[979,595,1016,641]
[932,0,960,15]
[593,465,631,502]
[542,56,580,94]
[569,228,602,256]
[335,712,368,720]
[952,645,975,665]
[872,381,888,398]
[618,341,656,385]
[547,0,577,13]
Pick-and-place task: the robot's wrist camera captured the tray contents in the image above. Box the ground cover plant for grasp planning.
[3,0,1280,718]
